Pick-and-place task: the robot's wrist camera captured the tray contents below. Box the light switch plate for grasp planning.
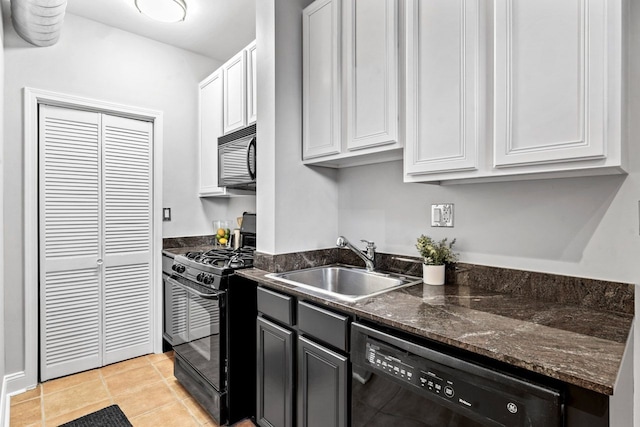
[431,204,454,227]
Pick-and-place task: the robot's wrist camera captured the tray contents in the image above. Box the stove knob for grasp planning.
[171,264,177,271]
[196,273,204,282]
[203,275,214,285]
[176,265,186,274]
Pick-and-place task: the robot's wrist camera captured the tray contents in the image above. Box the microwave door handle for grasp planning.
[246,137,256,180]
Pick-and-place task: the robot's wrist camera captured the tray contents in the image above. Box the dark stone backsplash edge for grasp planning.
[254,249,634,315]
[163,235,215,249]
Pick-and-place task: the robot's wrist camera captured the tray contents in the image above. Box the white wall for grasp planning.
[2,10,251,377]
[338,163,637,282]
[256,0,338,255]
[0,2,6,424]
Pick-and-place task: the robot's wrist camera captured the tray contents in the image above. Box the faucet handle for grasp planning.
[360,239,376,249]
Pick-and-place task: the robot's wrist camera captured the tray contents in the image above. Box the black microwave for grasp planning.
[218,123,256,190]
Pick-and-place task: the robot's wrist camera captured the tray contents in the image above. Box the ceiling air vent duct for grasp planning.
[11,0,67,47]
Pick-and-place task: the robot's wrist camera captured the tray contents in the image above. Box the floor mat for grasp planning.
[59,404,132,427]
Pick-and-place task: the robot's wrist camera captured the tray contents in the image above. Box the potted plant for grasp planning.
[416,235,458,285]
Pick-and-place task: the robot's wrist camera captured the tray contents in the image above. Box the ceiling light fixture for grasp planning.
[134,0,187,23]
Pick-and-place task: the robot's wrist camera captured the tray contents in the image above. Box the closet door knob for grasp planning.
[97,259,104,265]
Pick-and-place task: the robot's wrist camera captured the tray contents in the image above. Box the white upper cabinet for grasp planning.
[222,41,257,135]
[344,0,398,151]
[302,0,402,167]
[200,41,257,197]
[222,49,248,135]
[302,0,342,159]
[247,40,258,125]
[404,0,482,176]
[493,0,610,168]
[405,0,624,183]
[199,69,225,196]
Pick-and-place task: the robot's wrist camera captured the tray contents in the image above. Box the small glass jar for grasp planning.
[212,220,233,247]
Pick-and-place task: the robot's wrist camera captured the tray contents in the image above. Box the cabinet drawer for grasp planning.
[298,301,349,351]
[257,287,295,326]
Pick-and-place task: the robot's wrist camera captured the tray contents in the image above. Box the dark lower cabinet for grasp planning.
[256,316,294,427]
[297,336,348,427]
[256,285,350,427]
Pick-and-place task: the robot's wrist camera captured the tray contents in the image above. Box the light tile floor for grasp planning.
[9,351,256,427]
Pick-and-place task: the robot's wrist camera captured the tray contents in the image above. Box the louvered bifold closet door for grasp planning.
[102,114,153,365]
[39,105,103,381]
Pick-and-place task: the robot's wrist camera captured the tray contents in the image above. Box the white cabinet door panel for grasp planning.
[303,0,342,159]
[247,40,258,125]
[404,0,481,175]
[494,0,607,167]
[199,70,225,196]
[345,0,398,151]
[223,50,248,135]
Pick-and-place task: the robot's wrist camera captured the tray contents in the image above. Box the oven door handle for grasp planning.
[166,277,224,300]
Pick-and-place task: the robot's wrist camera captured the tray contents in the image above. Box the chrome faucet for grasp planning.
[336,236,376,272]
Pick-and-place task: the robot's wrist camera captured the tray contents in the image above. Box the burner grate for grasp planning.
[185,251,203,260]
[180,247,255,271]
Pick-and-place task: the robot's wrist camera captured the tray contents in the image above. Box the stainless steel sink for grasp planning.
[265,265,421,301]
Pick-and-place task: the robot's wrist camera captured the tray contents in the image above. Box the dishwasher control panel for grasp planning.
[365,338,529,425]
[366,342,459,400]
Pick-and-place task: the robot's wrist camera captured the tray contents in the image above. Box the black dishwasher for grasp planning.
[351,322,563,427]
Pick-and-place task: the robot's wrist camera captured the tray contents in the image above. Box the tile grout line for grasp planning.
[43,366,116,425]
[118,356,185,423]
[150,355,209,426]
[14,353,191,426]
[98,367,115,406]
[178,397,207,427]
[128,398,182,424]
[40,384,45,426]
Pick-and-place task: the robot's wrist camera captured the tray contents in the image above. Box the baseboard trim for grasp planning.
[5,371,27,396]
[1,374,9,427]
[1,370,37,427]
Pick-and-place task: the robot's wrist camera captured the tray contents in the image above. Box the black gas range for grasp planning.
[171,246,255,288]
[163,213,257,425]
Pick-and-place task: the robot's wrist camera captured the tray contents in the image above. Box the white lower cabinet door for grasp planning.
[39,105,154,380]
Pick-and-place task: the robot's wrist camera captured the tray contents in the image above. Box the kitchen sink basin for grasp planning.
[265,265,421,301]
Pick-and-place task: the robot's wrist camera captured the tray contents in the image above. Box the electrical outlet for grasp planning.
[163,208,172,222]
[431,204,454,227]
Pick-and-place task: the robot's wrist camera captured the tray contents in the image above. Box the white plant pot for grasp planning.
[422,264,445,286]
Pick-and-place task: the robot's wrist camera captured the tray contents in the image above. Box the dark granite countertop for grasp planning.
[236,267,633,396]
